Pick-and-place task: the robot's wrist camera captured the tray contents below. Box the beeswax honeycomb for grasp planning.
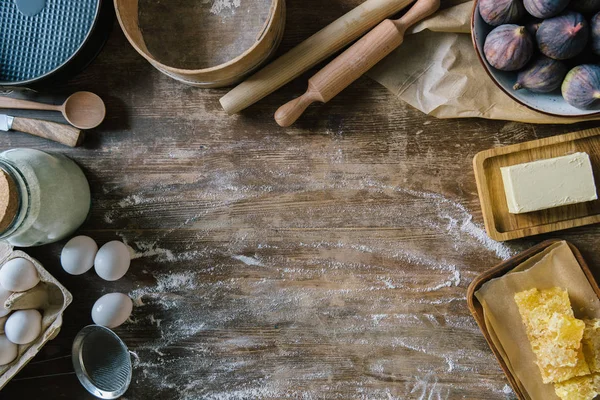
[555,374,600,400]
[583,319,600,373]
[515,288,589,383]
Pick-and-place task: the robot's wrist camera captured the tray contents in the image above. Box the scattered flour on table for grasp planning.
[210,0,241,15]
[231,255,263,266]
[113,173,518,399]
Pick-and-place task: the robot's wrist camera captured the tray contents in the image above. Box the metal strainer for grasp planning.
[72,325,132,399]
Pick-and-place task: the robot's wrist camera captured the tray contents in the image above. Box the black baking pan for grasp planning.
[0,0,114,87]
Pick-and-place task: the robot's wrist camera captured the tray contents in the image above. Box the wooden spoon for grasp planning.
[275,0,440,127]
[0,91,106,130]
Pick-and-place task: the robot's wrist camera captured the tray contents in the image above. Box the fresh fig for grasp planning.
[479,0,526,26]
[523,0,569,18]
[484,25,534,71]
[561,65,600,109]
[537,11,590,60]
[592,12,600,55]
[513,56,568,92]
[571,0,600,14]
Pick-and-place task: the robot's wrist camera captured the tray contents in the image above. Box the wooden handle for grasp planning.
[275,90,323,127]
[395,0,440,29]
[0,97,60,112]
[11,117,84,147]
[220,0,415,114]
[275,0,441,126]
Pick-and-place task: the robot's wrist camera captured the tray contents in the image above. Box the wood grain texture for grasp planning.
[10,117,83,147]
[473,128,600,241]
[467,240,600,400]
[0,0,600,399]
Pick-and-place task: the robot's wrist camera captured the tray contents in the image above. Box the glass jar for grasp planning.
[0,149,91,247]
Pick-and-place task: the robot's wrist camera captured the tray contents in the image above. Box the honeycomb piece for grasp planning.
[538,347,590,385]
[555,374,600,400]
[583,319,600,373]
[515,287,590,383]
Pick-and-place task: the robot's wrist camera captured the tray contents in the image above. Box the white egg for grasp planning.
[61,236,98,275]
[94,241,131,281]
[0,258,40,292]
[91,293,133,329]
[0,334,17,365]
[5,309,42,345]
[0,288,12,318]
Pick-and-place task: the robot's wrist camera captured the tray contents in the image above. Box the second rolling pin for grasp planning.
[220,0,414,114]
[275,0,440,127]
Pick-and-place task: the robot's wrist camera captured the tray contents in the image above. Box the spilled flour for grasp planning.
[110,167,521,399]
[210,0,241,15]
[101,135,520,400]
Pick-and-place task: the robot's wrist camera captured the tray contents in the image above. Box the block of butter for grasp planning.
[501,152,598,214]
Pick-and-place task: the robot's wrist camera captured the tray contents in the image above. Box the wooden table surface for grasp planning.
[1,1,600,399]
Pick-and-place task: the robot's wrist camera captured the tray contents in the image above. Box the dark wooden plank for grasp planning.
[1,0,600,399]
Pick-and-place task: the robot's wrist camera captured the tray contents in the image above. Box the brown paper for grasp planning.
[368,1,600,124]
[475,241,600,400]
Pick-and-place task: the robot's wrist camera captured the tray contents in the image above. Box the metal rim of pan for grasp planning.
[0,0,103,86]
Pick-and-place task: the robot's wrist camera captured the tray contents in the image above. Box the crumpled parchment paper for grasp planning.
[368,0,599,124]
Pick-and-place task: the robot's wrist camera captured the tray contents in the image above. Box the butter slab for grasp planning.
[501,152,598,214]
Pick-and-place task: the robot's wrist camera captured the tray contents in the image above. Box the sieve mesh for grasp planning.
[73,325,132,399]
[81,330,131,392]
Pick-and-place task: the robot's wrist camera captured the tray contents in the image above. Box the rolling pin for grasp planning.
[275,0,440,127]
[220,0,414,114]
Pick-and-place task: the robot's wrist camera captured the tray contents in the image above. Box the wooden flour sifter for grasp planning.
[275,0,441,127]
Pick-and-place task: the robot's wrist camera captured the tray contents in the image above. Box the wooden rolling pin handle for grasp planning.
[275,0,441,126]
[0,97,60,112]
[275,20,404,127]
[275,90,324,127]
[220,0,416,114]
[11,117,84,147]
[395,0,440,29]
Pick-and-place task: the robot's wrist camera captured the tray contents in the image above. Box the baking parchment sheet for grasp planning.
[475,241,600,399]
[368,1,599,124]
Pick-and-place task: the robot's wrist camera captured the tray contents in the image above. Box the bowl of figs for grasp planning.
[472,0,600,117]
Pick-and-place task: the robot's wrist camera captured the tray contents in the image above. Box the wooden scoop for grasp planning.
[275,0,440,127]
[0,91,106,130]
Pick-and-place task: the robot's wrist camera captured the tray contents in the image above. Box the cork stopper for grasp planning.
[0,169,18,233]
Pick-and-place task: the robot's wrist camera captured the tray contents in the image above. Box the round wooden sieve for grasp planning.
[114,0,285,88]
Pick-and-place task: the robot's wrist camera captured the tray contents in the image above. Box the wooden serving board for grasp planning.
[473,128,600,241]
[466,240,600,400]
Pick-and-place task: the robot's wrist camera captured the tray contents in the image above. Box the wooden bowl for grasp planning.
[471,0,600,119]
[114,0,285,88]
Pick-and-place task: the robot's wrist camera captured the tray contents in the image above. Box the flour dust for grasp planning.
[110,171,521,399]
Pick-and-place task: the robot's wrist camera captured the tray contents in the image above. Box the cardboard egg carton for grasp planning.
[0,242,72,390]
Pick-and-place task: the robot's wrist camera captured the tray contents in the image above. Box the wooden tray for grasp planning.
[473,128,600,241]
[466,239,600,400]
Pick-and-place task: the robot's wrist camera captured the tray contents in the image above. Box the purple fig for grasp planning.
[571,0,600,14]
[592,12,600,55]
[537,11,590,60]
[513,56,568,92]
[484,25,534,71]
[523,0,569,18]
[479,0,526,26]
[561,65,600,109]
